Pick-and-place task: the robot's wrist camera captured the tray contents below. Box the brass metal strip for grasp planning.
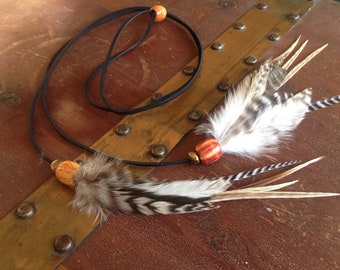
[0,1,316,269]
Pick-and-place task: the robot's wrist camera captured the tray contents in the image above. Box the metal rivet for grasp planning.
[182,66,196,75]
[256,3,269,10]
[268,33,281,41]
[150,144,168,158]
[287,13,300,21]
[217,81,233,92]
[244,56,258,65]
[233,22,246,30]
[151,92,163,101]
[54,234,75,254]
[211,42,225,51]
[115,124,131,136]
[16,202,36,219]
[188,110,203,121]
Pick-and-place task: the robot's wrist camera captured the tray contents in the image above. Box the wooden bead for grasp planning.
[194,138,223,164]
[54,160,80,187]
[150,5,167,22]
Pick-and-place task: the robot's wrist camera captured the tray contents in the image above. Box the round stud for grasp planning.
[287,13,300,21]
[188,151,200,164]
[233,22,246,30]
[16,202,36,219]
[194,138,223,164]
[115,124,132,136]
[211,42,225,51]
[54,160,80,186]
[54,234,75,254]
[217,81,233,92]
[256,3,269,10]
[244,56,258,65]
[268,33,281,41]
[182,66,196,75]
[150,5,167,22]
[188,110,203,121]
[150,144,168,158]
[151,92,163,101]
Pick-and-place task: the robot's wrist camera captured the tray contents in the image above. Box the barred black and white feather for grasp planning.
[71,155,338,220]
[195,37,340,157]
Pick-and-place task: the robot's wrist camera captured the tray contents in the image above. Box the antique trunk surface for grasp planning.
[0,0,339,269]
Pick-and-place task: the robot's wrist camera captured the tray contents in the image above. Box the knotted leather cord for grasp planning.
[29,6,203,166]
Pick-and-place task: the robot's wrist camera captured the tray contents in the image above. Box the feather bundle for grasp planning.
[69,154,338,221]
[195,37,340,157]
[58,37,340,221]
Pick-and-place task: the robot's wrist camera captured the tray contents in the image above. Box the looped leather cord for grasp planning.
[29,6,203,166]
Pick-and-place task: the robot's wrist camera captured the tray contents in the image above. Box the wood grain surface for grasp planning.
[0,0,339,269]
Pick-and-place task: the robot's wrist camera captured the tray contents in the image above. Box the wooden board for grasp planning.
[0,0,339,269]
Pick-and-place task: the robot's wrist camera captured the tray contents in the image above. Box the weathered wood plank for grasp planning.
[1,0,328,269]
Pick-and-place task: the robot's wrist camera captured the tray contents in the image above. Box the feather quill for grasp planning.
[195,37,340,157]
[70,155,339,220]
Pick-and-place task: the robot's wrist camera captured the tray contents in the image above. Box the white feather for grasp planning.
[133,178,231,198]
[196,37,326,157]
[223,89,311,156]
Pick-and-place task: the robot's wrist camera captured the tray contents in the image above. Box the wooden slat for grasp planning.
[0,0,316,269]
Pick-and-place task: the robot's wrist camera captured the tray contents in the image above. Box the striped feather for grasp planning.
[308,95,340,111]
[69,154,338,220]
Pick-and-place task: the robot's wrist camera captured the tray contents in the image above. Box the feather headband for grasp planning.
[51,37,339,221]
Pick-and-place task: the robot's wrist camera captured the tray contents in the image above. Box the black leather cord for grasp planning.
[29,6,203,166]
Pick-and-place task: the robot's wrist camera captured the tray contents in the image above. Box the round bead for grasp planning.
[194,138,223,164]
[150,5,167,22]
[54,160,80,186]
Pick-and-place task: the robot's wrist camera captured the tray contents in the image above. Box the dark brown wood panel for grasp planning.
[1,0,339,269]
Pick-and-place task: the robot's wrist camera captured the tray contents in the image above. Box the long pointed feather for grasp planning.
[224,159,300,182]
[280,43,328,86]
[242,156,324,188]
[210,190,340,202]
[281,40,308,70]
[273,35,301,65]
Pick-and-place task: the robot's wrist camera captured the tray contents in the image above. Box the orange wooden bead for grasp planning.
[150,5,167,22]
[194,138,223,164]
[54,160,80,187]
